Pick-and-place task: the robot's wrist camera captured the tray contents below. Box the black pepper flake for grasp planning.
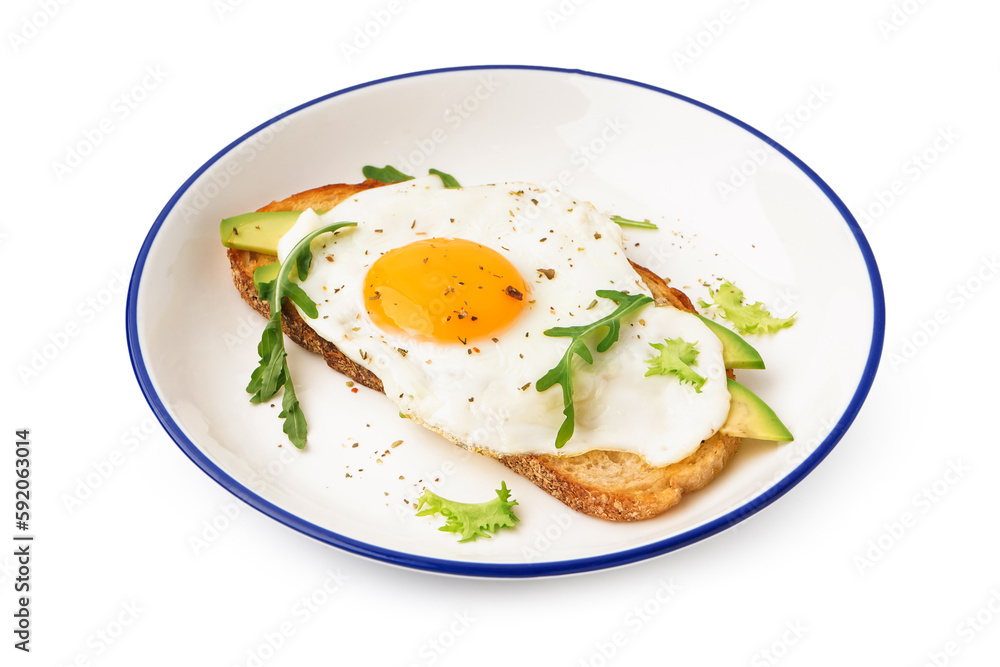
[397,348,408,357]
[520,382,531,391]
[594,232,601,240]
[537,268,555,280]
[492,337,499,343]
[468,397,475,402]
[505,285,524,300]
[458,335,468,345]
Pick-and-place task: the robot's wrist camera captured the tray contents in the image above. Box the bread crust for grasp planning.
[225,180,741,521]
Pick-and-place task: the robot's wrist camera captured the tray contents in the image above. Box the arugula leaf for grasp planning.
[536,290,654,448]
[610,215,659,230]
[645,338,707,392]
[278,358,307,447]
[699,280,795,335]
[415,482,519,542]
[247,316,287,404]
[362,164,415,183]
[428,168,461,188]
[247,221,357,448]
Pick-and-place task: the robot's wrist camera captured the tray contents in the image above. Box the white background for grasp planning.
[4,1,998,665]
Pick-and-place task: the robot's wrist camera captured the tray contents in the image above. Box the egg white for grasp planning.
[276,177,729,467]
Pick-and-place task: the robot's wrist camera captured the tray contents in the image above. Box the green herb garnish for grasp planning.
[610,215,658,230]
[362,164,414,183]
[247,221,357,448]
[362,164,462,189]
[644,338,707,392]
[415,482,519,542]
[699,280,795,335]
[535,290,654,448]
[428,168,461,188]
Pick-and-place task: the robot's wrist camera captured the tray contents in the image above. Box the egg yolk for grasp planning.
[364,237,527,343]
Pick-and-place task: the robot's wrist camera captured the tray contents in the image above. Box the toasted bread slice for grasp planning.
[225,180,740,521]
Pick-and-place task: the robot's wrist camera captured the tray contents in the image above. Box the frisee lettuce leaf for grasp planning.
[415,482,519,542]
[699,280,795,335]
[644,338,706,392]
[536,290,654,449]
[247,221,358,448]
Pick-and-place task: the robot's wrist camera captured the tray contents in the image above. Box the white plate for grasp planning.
[126,66,884,577]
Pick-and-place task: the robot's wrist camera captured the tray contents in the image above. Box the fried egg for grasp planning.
[276,176,729,467]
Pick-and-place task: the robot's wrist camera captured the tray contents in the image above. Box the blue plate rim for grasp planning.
[125,64,885,578]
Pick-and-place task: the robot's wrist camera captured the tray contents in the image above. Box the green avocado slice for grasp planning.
[697,314,765,370]
[220,210,329,255]
[719,378,793,441]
